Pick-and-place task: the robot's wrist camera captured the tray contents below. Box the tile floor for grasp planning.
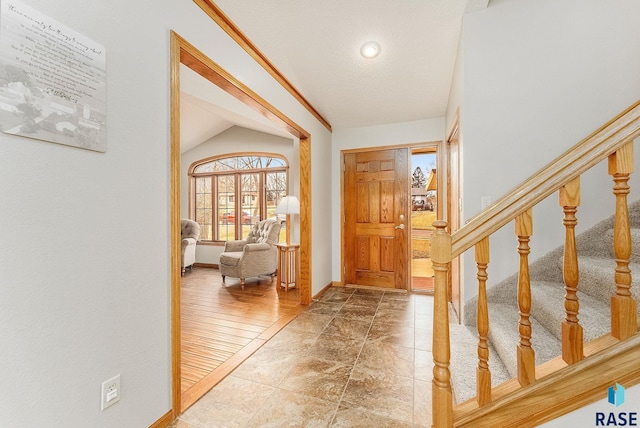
[171,286,435,427]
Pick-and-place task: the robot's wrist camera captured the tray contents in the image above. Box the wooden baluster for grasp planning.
[431,220,453,428]
[516,208,535,386]
[475,236,491,406]
[608,142,638,340]
[559,177,584,363]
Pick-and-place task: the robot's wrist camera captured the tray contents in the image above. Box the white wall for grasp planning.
[451,0,640,304]
[0,0,332,426]
[180,126,296,265]
[331,118,445,281]
[445,24,464,139]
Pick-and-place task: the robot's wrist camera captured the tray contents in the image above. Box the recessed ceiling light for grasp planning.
[360,41,381,59]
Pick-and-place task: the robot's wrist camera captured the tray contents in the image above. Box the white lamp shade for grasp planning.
[275,195,300,215]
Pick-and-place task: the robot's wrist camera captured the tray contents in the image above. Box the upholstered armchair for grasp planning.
[181,219,200,276]
[219,219,281,290]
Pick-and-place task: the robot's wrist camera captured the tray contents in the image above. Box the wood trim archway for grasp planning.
[170,30,312,417]
[192,0,331,132]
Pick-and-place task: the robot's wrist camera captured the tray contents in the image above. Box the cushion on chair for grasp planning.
[223,240,248,252]
[219,251,242,267]
[246,219,280,244]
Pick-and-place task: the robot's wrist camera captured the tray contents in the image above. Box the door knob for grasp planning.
[395,223,405,230]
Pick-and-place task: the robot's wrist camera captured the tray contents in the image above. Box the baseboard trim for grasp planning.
[312,281,335,300]
[193,262,218,269]
[149,410,174,428]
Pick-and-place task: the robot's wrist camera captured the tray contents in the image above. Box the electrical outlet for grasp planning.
[100,374,120,411]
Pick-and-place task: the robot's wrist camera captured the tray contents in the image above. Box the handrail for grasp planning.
[451,100,640,258]
[433,100,640,428]
[453,335,640,427]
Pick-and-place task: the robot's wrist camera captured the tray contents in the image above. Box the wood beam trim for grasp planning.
[169,31,182,419]
[175,33,309,139]
[192,0,332,132]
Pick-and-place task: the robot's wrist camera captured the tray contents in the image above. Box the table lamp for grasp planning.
[275,195,300,244]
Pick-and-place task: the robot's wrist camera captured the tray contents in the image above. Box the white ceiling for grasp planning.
[180,64,293,153]
[181,0,488,151]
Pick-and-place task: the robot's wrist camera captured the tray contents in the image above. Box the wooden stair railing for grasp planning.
[432,100,640,428]
[560,177,583,364]
[515,208,535,386]
[454,334,640,427]
[475,236,491,405]
[610,142,636,340]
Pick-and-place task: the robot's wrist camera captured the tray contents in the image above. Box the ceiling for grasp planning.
[180,64,292,153]
[181,0,489,152]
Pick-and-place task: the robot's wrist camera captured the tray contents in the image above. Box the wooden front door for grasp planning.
[344,148,409,289]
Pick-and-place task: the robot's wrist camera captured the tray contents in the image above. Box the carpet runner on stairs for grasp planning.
[450,201,640,405]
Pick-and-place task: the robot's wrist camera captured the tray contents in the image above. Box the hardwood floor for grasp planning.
[180,266,304,411]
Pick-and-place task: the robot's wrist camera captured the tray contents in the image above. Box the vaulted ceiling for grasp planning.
[181,0,489,152]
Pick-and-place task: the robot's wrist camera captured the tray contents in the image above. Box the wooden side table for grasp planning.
[275,243,300,292]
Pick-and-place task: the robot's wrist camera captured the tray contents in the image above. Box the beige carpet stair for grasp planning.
[451,200,640,405]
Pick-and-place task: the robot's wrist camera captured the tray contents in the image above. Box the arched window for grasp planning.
[189,153,288,241]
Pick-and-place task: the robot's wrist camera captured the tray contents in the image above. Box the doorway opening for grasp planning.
[410,148,437,293]
[170,31,313,416]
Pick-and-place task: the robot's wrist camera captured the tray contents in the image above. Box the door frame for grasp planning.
[446,110,462,320]
[340,141,443,289]
[170,31,313,416]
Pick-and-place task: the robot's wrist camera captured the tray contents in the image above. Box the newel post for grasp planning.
[432,220,453,428]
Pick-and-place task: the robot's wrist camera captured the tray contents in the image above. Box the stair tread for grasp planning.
[571,256,640,307]
[452,201,640,406]
[605,228,640,263]
[488,302,562,378]
[449,323,511,404]
[530,281,611,341]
